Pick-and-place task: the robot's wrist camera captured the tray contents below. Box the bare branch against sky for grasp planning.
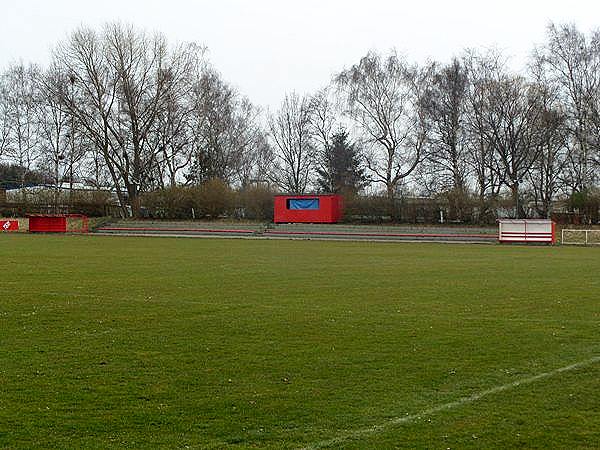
[1,0,598,109]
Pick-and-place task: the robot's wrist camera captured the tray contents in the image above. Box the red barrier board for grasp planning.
[1,220,19,231]
[28,215,67,233]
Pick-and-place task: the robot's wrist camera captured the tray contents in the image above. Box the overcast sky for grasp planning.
[1,0,599,110]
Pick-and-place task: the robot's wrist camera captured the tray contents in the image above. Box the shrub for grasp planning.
[569,189,600,224]
[142,186,196,219]
[238,185,276,221]
[194,179,236,218]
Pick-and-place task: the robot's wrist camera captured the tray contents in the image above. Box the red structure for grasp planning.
[274,194,343,223]
[28,214,88,233]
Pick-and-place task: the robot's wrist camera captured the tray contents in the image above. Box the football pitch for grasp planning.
[1,234,599,449]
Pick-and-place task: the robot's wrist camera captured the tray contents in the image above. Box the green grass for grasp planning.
[1,234,599,449]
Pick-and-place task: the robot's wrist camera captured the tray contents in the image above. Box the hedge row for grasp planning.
[141,180,274,220]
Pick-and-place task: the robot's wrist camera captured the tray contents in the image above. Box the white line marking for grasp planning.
[303,355,600,449]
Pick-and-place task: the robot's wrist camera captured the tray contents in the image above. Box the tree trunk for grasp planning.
[386,183,398,222]
[127,184,142,218]
[511,183,521,219]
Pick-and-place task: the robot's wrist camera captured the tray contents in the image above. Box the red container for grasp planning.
[28,215,67,233]
[274,194,343,223]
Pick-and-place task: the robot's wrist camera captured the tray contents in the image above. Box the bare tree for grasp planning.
[187,67,264,186]
[52,23,199,216]
[420,58,471,219]
[151,86,192,188]
[477,72,546,218]
[104,23,196,213]
[77,132,111,189]
[35,68,69,207]
[52,26,126,214]
[2,63,42,189]
[148,43,204,189]
[307,87,337,155]
[230,99,270,187]
[527,60,571,218]
[335,51,430,218]
[534,23,600,192]
[268,92,315,193]
[0,80,10,161]
[528,108,570,218]
[581,29,600,177]
[463,50,506,221]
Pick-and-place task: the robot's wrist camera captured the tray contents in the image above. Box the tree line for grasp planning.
[0,22,599,221]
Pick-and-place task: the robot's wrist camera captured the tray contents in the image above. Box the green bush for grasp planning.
[194,179,236,218]
[238,185,276,221]
[569,189,600,224]
[142,186,196,219]
[142,179,237,219]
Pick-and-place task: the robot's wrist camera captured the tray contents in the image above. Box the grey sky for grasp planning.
[1,0,598,110]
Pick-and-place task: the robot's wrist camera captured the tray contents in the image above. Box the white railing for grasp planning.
[561,229,600,245]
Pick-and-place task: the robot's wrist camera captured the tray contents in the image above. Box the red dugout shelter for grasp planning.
[274,194,343,224]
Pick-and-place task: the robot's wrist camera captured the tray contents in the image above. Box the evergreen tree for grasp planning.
[316,130,367,194]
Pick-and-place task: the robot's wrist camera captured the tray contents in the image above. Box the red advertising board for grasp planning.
[0,220,19,231]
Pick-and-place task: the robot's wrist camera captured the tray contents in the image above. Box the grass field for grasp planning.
[1,234,599,449]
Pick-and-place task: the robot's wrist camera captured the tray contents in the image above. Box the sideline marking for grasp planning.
[303,355,600,449]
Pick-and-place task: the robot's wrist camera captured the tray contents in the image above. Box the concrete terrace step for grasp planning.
[95,220,498,242]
